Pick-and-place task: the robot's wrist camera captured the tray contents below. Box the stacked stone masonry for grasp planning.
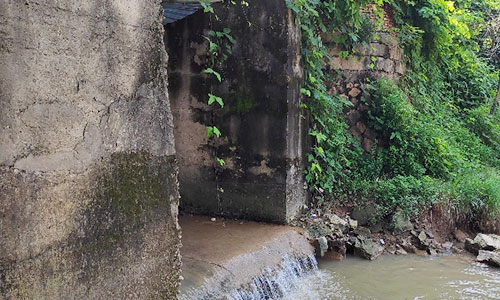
[325,30,405,152]
[326,32,405,82]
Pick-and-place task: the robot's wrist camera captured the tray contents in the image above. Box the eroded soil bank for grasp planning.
[292,203,500,267]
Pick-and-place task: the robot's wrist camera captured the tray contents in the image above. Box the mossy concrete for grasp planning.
[0,1,182,298]
[165,0,307,224]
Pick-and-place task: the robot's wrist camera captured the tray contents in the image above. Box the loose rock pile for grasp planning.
[300,211,459,261]
[465,233,500,268]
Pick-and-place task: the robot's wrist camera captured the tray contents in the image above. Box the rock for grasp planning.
[348,218,358,229]
[476,250,500,268]
[418,231,427,243]
[346,110,361,126]
[442,242,453,250]
[358,104,368,112]
[327,213,348,229]
[395,248,408,255]
[361,138,374,152]
[317,236,329,257]
[353,226,371,236]
[410,230,418,237]
[474,234,500,250]
[352,203,377,226]
[369,222,384,233]
[427,248,438,256]
[324,240,347,261]
[415,249,428,256]
[465,238,479,255]
[401,239,417,254]
[363,128,377,140]
[465,234,500,255]
[348,88,362,98]
[353,237,384,260]
[356,122,367,134]
[349,126,363,137]
[452,246,464,254]
[324,249,345,261]
[426,231,435,239]
[391,211,413,234]
[454,229,468,243]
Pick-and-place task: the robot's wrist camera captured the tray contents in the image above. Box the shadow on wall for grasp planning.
[164,0,308,224]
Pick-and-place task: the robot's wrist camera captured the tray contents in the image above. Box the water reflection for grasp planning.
[284,255,499,300]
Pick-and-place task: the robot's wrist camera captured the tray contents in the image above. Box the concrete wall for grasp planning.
[165,0,307,223]
[0,1,181,299]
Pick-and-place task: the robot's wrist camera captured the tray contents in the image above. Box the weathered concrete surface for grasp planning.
[165,0,307,223]
[0,1,181,298]
[178,215,314,298]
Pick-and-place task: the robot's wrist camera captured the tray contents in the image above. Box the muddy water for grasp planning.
[284,255,500,300]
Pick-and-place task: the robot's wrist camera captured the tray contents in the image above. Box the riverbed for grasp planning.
[284,254,500,300]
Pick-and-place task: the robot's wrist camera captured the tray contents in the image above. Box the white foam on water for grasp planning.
[180,254,319,300]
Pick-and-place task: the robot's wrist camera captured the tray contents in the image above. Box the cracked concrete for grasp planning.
[1,1,181,299]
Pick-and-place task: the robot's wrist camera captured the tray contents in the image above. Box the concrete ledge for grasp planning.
[179,215,314,299]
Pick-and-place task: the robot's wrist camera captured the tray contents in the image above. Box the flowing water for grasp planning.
[183,253,499,300]
[180,254,319,300]
[284,254,500,300]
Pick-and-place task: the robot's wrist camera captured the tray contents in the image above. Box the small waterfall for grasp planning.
[181,254,318,300]
[229,255,318,300]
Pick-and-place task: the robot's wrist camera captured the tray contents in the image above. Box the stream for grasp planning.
[284,254,500,300]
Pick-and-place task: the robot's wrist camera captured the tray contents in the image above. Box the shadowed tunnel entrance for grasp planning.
[163,0,308,224]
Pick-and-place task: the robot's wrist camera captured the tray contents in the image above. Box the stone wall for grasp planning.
[165,0,307,223]
[326,32,405,82]
[324,30,405,152]
[0,1,181,299]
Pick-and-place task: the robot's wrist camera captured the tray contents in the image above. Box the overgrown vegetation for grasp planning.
[287,0,499,229]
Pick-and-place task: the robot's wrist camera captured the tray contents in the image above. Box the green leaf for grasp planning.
[203,68,222,82]
[208,93,224,108]
[216,157,225,166]
[213,126,221,137]
[206,126,221,138]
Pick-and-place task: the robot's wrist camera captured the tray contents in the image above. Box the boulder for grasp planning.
[417,231,431,249]
[316,236,328,257]
[348,218,358,229]
[348,87,362,98]
[476,250,500,268]
[395,248,408,255]
[465,238,480,254]
[353,226,371,236]
[326,213,349,232]
[401,239,417,254]
[324,240,347,261]
[442,242,453,250]
[465,234,500,255]
[353,236,384,260]
[352,203,377,226]
[391,211,413,234]
[418,231,427,243]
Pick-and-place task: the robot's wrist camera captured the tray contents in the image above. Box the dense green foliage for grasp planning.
[287,0,499,227]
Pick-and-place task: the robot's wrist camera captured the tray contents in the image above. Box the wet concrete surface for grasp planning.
[179,215,313,297]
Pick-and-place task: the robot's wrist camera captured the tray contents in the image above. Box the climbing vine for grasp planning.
[287,0,499,225]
